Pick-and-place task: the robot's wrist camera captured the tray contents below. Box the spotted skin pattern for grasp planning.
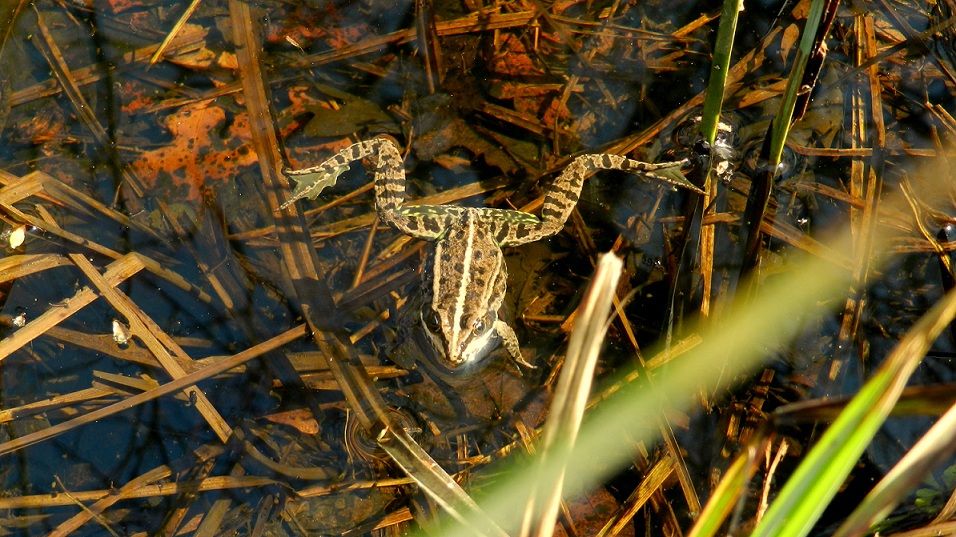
[284,137,702,370]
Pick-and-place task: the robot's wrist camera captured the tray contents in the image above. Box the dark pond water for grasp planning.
[0,0,955,535]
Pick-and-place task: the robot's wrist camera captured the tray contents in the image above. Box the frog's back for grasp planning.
[421,210,509,365]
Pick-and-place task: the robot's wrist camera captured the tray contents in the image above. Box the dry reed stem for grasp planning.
[833,13,886,372]
[192,461,248,536]
[0,253,145,362]
[0,253,73,283]
[46,444,225,536]
[69,253,233,442]
[290,11,539,68]
[227,0,334,431]
[0,207,121,263]
[0,387,117,424]
[44,326,186,368]
[155,455,215,536]
[91,371,182,399]
[25,171,146,235]
[148,0,203,67]
[31,7,149,208]
[522,253,622,537]
[598,455,677,536]
[52,475,122,537]
[6,27,206,108]
[0,324,307,457]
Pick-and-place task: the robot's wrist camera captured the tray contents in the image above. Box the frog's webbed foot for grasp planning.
[280,137,401,211]
[280,153,358,210]
[496,320,536,369]
[627,158,701,194]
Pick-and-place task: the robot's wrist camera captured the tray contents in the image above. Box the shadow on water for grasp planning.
[0,0,954,534]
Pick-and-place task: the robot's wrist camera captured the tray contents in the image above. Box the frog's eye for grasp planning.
[468,312,494,334]
[423,309,441,333]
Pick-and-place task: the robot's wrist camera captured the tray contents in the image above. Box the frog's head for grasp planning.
[420,215,508,370]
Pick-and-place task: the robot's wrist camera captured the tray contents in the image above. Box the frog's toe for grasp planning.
[514,351,536,369]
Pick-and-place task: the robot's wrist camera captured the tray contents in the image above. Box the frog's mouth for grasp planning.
[447,325,501,367]
[417,323,501,377]
[420,302,502,369]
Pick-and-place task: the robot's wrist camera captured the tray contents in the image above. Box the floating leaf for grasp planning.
[303,82,396,138]
[304,101,394,138]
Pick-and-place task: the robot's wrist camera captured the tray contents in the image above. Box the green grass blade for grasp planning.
[750,286,956,537]
[687,428,770,537]
[832,389,956,536]
[766,0,827,165]
[699,0,741,144]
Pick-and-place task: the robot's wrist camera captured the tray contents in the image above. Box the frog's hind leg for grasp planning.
[281,137,401,210]
[499,154,699,246]
[369,138,458,241]
[367,137,410,219]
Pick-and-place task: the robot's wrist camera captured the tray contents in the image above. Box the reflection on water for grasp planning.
[0,0,954,534]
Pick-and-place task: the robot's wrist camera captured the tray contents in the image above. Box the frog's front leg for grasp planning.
[495,319,535,368]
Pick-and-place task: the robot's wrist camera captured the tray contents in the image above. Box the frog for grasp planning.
[282,137,703,371]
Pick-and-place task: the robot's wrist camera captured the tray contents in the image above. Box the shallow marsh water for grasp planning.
[0,0,954,535]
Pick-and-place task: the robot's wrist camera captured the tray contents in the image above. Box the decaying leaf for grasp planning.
[303,82,397,137]
[263,409,320,435]
[130,100,257,201]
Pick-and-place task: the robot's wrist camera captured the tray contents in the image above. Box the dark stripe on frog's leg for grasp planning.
[397,205,470,240]
[460,208,540,244]
[354,138,451,241]
[363,138,439,239]
[498,154,696,247]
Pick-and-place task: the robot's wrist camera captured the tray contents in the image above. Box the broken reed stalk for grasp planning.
[69,253,233,442]
[829,12,887,386]
[52,475,122,537]
[147,0,203,67]
[0,475,278,509]
[521,252,622,537]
